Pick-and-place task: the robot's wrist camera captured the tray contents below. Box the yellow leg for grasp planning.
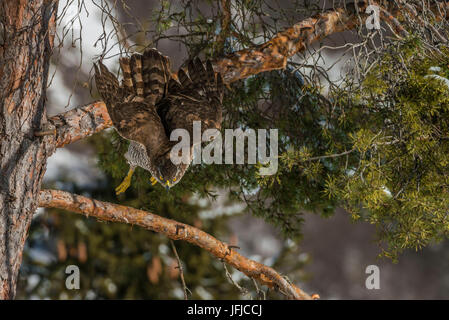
[115,167,135,195]
[150,177,158,186]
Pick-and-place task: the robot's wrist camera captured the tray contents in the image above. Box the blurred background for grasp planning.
[16,0,449,299]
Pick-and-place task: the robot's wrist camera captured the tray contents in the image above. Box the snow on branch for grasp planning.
[38,189,313,300]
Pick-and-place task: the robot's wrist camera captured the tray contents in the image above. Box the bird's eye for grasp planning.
[173,177,177,182]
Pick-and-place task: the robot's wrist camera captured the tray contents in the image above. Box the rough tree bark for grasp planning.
[0,0,57,299]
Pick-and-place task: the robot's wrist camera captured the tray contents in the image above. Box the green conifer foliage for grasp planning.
[334,40,449,260]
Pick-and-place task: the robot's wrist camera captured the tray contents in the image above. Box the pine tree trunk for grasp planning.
[0,0,57,299]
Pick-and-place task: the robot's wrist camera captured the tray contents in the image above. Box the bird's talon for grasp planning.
[115,167,135,195]
[115,178,131,195]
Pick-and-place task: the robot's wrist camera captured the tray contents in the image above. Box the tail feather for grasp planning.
[106,50,224,108]
[118,48,173,105]
[130,54,144,97]
[119,57,133,95]
[142,49,171,101]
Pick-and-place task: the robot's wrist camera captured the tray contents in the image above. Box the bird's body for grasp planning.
[94,48,224,192]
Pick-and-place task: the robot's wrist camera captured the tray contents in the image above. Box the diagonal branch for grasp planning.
[212,2,359,83]
[38,189,313,300]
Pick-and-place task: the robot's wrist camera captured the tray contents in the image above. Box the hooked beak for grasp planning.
[165,181,171,192]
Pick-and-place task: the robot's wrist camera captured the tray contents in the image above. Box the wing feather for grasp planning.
[130,54,144,97]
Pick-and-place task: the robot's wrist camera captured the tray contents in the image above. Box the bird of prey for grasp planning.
[94,48,224,193]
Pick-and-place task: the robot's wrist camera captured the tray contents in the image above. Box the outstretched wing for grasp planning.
[94,50,173,158]
[158,58,225,142]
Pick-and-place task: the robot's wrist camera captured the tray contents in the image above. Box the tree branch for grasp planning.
[212,3,357,83]
[38,189,313,300]
[48,101,111,148]
[169,239,190,300]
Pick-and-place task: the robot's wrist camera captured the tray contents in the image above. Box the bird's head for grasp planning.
[153,152,183,190]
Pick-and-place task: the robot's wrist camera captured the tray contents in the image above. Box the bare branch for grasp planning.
[169,239,190,300]
[38,189,313,300]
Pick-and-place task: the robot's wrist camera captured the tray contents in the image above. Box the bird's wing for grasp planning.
[159,58,225,142]
[94,59,171,159]
[112,99,170,159]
